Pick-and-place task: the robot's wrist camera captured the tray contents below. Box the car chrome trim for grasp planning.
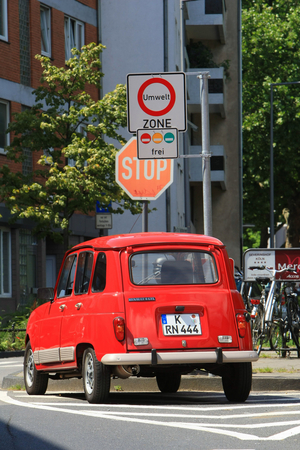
[33,346,75,365]
[101,350,259,365]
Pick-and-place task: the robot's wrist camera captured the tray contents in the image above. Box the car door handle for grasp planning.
[59,304,66,311]
[75,303,82,310]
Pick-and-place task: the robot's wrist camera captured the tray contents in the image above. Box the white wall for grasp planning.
[100,0,186,235]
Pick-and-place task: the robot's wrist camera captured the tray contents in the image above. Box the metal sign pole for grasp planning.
[199,72,212,236]
[142,201,148,232]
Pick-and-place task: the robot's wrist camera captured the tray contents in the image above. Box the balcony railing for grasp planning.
[189,145,226,190]
[186,0,226,44]
[187,67,225,118]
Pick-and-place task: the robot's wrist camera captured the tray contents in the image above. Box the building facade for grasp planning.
[0,0,99,314]
[100,0,242,263]
[0,0,241,314]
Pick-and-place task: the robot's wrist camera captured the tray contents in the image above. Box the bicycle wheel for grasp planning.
[269,320,283,354]
[252,303,264,353]
[287,299,300,357]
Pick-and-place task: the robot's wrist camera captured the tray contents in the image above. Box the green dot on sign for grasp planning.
[164,132,175,144]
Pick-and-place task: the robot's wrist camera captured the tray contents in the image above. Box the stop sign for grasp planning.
[115,137,173,200]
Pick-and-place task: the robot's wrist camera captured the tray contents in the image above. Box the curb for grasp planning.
[2,372,300,393]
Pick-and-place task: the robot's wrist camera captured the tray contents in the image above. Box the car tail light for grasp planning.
[250,299,260,305]
[113,317,125,341]
[236,313,247,338]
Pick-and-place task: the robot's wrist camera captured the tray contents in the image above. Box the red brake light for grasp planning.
[236,313,247,338]
[113,317,125,341]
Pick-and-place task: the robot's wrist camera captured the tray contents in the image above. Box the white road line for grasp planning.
[28,405,300,422]
[1,391,300,441]
[28,399,300,412]
[0,362,22,366]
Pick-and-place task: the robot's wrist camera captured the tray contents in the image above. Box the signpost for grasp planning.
[137,128,178,160]
[243,248,300,281]
[115,71,187,231]
[115,137,173,201]
[127,72,187,133]
[96,214,112,229]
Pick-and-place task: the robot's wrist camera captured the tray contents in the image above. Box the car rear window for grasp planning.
[130,251,218,285]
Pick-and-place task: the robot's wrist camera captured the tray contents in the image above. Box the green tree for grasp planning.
[0,43,142,250]
[242,0,300,248]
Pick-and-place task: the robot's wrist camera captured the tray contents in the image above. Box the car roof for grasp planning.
[69,232,225,253]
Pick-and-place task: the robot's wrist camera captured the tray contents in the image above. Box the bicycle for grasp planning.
[270,281,300,357]
[248,266,296,355]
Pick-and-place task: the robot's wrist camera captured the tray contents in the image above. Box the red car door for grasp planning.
[35,253,77,365]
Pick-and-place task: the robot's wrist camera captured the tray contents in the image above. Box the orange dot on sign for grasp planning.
[152,133,163,144]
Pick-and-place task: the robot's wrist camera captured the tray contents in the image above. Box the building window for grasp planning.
[0,100,9,153]
[0,0,8,41]
[19,229,37,305]
[64,15,84,61]
[0,228,11,296]
[40,5,51,57]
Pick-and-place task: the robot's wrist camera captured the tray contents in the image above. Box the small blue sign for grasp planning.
[96,201,111,213]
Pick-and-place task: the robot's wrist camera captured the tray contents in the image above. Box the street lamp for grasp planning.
[270,81,300,248]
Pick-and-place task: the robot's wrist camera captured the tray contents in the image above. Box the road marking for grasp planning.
[0,362,22,366]
[1,391,300,441]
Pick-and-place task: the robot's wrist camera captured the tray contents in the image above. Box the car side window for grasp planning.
[75,252,94,295]
[57,254,77,298]
[92,252,106,292]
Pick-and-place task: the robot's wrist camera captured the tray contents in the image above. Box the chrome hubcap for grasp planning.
[85,353,94,394]
[26,349,34,387]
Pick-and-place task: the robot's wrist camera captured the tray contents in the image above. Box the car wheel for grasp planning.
[24,341,48,395]
[82,347,110,403]
[156,373,181,393]
[222,362,252,402]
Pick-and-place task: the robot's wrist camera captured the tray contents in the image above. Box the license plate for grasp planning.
[161,313,202,336]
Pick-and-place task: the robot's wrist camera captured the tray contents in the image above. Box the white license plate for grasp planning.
[161,313,202,336]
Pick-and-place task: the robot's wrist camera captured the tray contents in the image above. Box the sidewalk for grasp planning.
[2,351,300,392]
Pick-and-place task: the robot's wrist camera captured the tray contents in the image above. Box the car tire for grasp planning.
[222,362,252,402]
[24,341,48,395]
[82,347,110,403]
[156,373,181,393]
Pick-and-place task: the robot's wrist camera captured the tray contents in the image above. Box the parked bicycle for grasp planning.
[248,266,297,355]
[270,281,300,357]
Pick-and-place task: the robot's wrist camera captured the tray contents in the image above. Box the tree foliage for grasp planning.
[242,0,300,247]
[0,43,142,249]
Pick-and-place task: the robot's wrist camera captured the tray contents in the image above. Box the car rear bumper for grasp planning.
[101,349,259,366]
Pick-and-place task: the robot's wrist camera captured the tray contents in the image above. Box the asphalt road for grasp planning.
[2,389,300,449]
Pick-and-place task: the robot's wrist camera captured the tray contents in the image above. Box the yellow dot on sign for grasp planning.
[152,133,163,144]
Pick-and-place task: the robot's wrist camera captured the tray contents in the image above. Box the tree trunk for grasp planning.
[286,204,300,248]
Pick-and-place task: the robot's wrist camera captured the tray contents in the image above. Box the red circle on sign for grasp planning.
[140,133,151,144]
[137,78,176,117]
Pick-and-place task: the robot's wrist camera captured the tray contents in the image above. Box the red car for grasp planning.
[24,233,258,403]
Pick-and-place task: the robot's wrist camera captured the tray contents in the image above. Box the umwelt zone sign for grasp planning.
[127,72,187,133]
